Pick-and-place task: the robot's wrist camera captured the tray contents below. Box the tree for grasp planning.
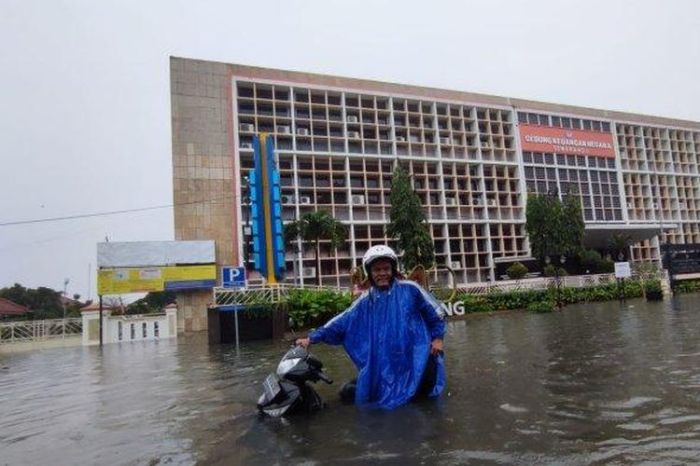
[561,191,585,256]
[0,283,63,319]
[387,165,435,271]
[525,191,584,264]
[127,291,176,315]
[284,210,347,285]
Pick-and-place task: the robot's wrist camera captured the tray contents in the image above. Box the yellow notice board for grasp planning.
[98,265,217,295]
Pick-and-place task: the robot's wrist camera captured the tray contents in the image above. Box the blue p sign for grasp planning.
[222,266,246,288]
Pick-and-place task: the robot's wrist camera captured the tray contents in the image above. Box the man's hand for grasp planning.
[430,338,443,355]
[296,337,311,348]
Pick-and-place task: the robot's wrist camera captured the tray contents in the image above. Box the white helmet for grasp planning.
[362,245,398,275]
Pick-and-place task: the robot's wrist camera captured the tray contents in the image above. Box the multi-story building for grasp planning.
[170,57,700,330]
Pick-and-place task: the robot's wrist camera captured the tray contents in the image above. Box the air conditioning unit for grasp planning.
[297,127,310,136]
[450,261,462,269]
[445,197,457,206]
[243,226,251,235]
[276,125,291,134]
[482,141,491,149]
[239,123,254,132]
[440,137,451,145]
[351,195,365,205]
[302,267,316,278]
[281,195,296,205]
[347,115,358,123]
[474,198,483,206]
[299,196,312,205]
[409,135,420,143]
[396,136,406,142]
[240,142,253,149]
[487,199,497,207]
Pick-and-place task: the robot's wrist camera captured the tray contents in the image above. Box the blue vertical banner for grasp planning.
[248,134,286,283]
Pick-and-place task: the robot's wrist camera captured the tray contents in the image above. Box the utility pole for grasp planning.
[62,278,69,338]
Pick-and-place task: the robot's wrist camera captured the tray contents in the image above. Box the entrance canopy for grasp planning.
[583,223,677,249]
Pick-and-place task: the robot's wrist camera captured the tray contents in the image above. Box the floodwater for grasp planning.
[3,296,700,465]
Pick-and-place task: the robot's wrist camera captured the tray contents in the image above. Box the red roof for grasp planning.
[0,298,30,316]
[80,302,115,312]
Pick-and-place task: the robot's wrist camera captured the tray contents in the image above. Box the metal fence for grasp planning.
[0,318,83,344]
[212,284,342,307]
[456,273,632,296]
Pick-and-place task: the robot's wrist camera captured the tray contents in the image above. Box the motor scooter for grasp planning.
[257,345,332,417]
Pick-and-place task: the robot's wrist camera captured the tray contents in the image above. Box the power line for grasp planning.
[0,195,234,227]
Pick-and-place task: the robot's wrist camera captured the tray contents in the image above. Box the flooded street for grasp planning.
[3,295,700,465]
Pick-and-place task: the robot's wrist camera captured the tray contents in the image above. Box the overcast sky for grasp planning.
[1,0,699,301]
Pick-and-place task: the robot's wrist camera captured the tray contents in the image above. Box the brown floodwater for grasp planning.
[3,295,700,465]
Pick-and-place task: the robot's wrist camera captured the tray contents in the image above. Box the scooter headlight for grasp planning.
[277,357,302,376]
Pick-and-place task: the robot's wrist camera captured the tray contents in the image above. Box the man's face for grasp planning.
[370,259,394,289]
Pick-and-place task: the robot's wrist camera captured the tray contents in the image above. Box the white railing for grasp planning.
[0,318,83,344]
[457,273,629,295]
[212,284,344,307]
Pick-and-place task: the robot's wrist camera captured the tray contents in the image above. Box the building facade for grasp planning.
[170,57,700,327]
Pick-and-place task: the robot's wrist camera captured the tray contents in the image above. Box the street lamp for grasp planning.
[547,255,566,310]
[557,255,566,310]
[617,251,626,302]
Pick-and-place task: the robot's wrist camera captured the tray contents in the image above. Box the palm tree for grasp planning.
[284,211,347,285]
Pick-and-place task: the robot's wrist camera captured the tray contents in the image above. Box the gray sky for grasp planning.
[1,0,699,301]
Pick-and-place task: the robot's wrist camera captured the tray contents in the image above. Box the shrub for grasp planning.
[455,294,495,313]
[285,288,352,328]
[644,279,663,301]
[527,301,556,313]
[544,265,567,277]
[486,289,547,310]
[673,280,700,294]
[506,262,528,280]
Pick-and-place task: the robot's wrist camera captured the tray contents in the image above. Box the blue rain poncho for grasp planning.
[309,279,446,410]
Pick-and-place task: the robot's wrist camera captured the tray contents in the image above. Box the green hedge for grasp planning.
[219,279,653,331]
[454,280,645,313]
[673,279,700,294]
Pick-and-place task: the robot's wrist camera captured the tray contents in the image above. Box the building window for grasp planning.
[142,322,148,338]
[154,322,160,338]
[118,322,123,341]
[130,323,135,340]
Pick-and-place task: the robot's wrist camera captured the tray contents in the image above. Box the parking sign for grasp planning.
[222,266,246,288]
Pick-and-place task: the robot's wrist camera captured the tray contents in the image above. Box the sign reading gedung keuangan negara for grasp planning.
[518,124,615,158]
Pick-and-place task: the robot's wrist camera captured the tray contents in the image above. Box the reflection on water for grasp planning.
[3,296,700,464]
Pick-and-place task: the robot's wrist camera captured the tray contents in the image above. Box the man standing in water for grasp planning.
[296,245,446,410]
